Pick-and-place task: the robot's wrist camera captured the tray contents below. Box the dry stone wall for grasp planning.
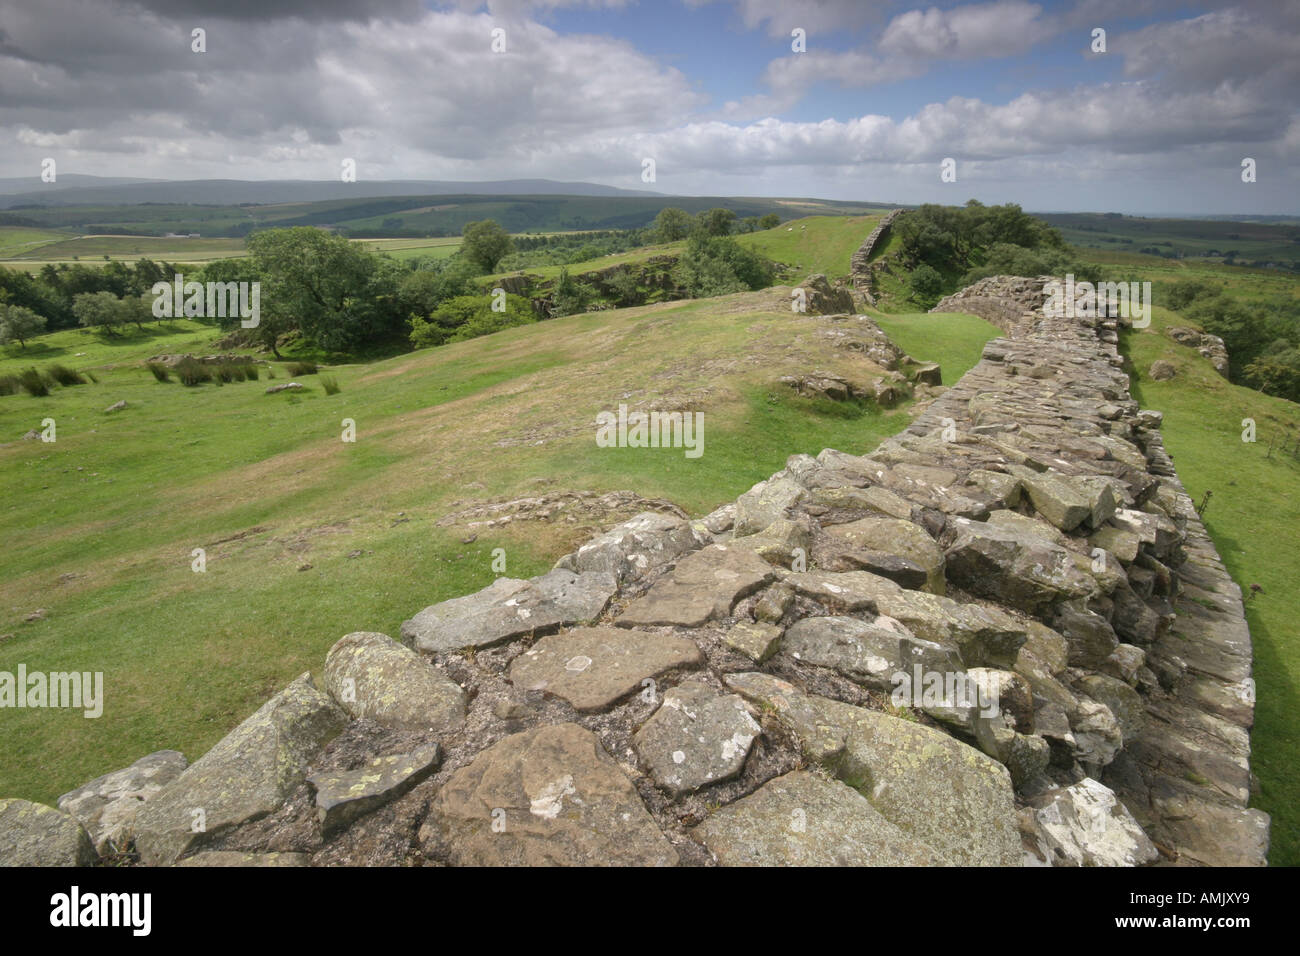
[849,209,902,299]
[0,269,1269,868]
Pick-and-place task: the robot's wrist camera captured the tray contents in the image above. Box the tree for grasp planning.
[409,292,535,347]
[0,304,46,348]
[551,267,596,316]
[908,264,944,300]
[758,213,781,230]
[397,258,478,319]
[73,291,127,335]
[673,235,775,297]
[696,207,737,237]
[651,207,693,243]
[461,220,513,273]
[248,226,401,353]
[119,294,152,331]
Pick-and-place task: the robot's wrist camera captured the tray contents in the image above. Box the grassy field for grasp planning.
[737,213,884,281]
[357,237,463,261]
[0,226,71,258]
[481,213,886,287]
[3,235,250,264]
[1119,297,1300,867]
[0,289,998,806]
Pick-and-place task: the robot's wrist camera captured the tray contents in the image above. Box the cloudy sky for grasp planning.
[1,0,1297,214]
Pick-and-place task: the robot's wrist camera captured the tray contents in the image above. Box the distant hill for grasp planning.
[0,177,662,209]
[1037,211,1300,268]
[0,190,888,238]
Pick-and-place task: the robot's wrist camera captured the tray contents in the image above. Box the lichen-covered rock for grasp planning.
[57,750,187,855]
[782,615,961,691]
[724,672,1020,865]
[733,517,814,567]
[1052,604,1120,668]
[633,682,760,796]
[508,626,703,711]
[324,631,466,733]
[616,544,774,628]
[133,673,346,866]
[309,742,441,836]
[557,511,706,585]
[1022,778,1157,866]
[1013,467,1115,532]
[0,799,97,867]
[734,477,806,536]
[424,723,677,866]
[401,569,617,653]
[944,514,1096,613]
[1148,360,1176,381]
[693,770,934,866]
[724,620,783,662]
[791,571,1027,669]
[822,517,945,594]
[1075,673,1145,742]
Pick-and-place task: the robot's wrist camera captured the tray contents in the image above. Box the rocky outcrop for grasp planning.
[2,257,1266,868]
[57,750,188,855]
[797,273,855,314]
[1167,326,1229,377]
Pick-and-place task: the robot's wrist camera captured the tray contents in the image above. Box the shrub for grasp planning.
[213,364,237,383]
[175,357,211,386]
[0,375,18,396]
[244,364,260,381]
[146,362,171,383]
[672,235,776,298]
[17,368,50,396]
[286,361,318,376]
[46,364,87,386]
[320,374,341,395]
[908,264,944,300]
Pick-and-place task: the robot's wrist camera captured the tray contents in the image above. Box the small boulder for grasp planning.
[324,631,466,733]
[0,799,97,867]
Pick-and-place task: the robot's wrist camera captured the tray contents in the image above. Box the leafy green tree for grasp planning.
[409,292,534,347]
[397,257,478,318]
[0,304,46,348]
[461,220,513,273]
[758,213,781,230]
[248,227,401,353]
[696,207,737,237]
[908,264,944,300]
[1244,349,1300,402]
[673,235,775,297]
[651,207,693,243]
[551,267,596,316]
[118,294,153,331]
[73,291,127,336]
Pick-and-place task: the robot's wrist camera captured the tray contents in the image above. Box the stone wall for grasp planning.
[929,274,1055,334]
[0,269,1268,868]
[849,209,902,297]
